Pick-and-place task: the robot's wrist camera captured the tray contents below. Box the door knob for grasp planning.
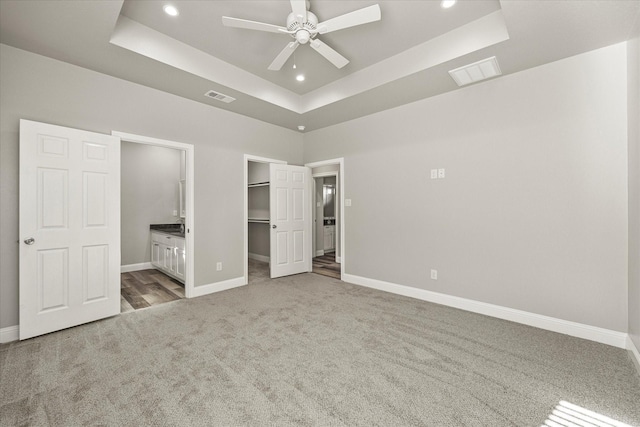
[24,238,35,245]
[272,225,277,229]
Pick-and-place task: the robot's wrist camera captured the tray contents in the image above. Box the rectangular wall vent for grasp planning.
[448,56,502,87]
[204,90,236,103]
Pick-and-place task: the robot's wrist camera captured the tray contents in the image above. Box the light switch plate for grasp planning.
[345,199,352,207]
[438,168,445,178]
[430,169,438,179]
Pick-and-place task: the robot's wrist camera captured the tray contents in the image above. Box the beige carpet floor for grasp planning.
[1,260,639,426]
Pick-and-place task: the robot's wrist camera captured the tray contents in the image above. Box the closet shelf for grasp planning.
[248,218,270,224]
[248,181,269,188]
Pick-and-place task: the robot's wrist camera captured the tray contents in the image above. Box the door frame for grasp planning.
[112,131,196,298]
[244,154,287,284]
[305,158,345,278]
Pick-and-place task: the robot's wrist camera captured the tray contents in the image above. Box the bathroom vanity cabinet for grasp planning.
[324,225,335,251]
[151,231,186,283]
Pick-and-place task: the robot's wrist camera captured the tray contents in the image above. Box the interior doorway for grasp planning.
[312,174,340,279]
[119,141,186,312]
[113,131,195,303]
[244,155,314,284]
[306,158,345,280]
[244,154,286,285]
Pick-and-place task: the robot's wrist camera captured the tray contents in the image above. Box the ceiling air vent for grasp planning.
[448,56,502,87]
[204,90,236,103]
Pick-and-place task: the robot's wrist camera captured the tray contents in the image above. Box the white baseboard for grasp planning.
[248,253,270,263]
[0,325,19,343]
[3,277,634,353]
[628,336,640,375]
[121,262,153,273]
[316,250,325,257]
[342,273,628,349]
[191,276,246,298]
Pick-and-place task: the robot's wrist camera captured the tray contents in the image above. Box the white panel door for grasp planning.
[270,164,311,278]
[19,120,120,340]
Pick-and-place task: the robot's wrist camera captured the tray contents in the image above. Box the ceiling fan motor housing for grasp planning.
[287,11,318,44]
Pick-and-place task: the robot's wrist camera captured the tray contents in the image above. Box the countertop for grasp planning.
[150,224,185,238]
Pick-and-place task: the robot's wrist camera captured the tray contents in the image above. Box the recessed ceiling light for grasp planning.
[163,4,179,16]
[296,74,305,82]
[441,0,456,9]
[298,125,305,131]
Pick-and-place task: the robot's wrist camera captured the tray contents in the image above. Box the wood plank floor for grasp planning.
[120,269,184,313]
[312,252,341,280]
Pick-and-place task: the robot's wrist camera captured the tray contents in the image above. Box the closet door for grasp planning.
[269,164,311,278]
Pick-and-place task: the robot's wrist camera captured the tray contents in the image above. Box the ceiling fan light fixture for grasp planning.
[441,0,456,9]
[295,30,311,45]
[163,4,179,16]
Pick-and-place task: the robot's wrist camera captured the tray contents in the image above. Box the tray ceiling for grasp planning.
[1,0,638,132]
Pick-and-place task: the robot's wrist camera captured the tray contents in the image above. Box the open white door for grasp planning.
[270,163,311,278]
[19,120,121,340]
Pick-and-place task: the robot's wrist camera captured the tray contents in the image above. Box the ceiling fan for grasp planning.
[221,0,381,71]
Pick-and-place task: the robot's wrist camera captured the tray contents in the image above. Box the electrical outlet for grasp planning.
[438,169,445,179]
[216,262,222,271]
[430,269,438,280]
[345,199,352,207]
[430,169,438,179]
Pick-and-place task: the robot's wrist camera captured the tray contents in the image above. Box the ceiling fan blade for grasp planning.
[310,39,349,69]
[221,16,286,34]
[290,0,307,26]
[268,41,300,71]
[316,4,381,34]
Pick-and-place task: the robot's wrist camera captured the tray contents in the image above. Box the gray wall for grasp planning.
[0,44,303,329]
[121,142,182,266]
[629,36,640,350]
[304,43,629,332]
[1,40,635,338]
